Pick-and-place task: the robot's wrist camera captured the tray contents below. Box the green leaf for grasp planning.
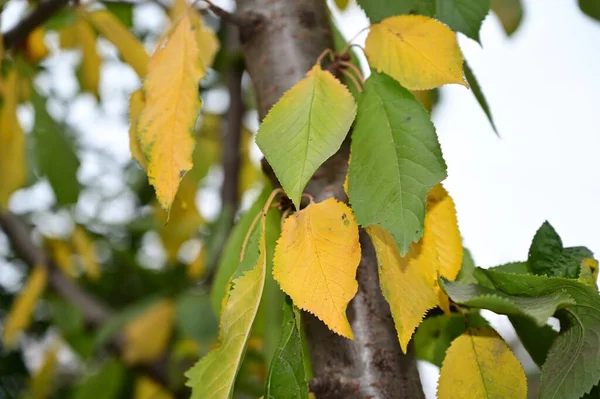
[72,358,125,399]
[357,0,435,22]
[255,65,356,209]
[186,213,269,399]
[32,95,81,206]
[491,0,523,36]
[528,221,594,279]
[508,315,556,368]
[414,311,488,366]
[265,297,309,399]
[464,60,498,136]
[44,9,76,30]
[102,1,134,28]
[456,247,477,284]
[479,269,600,399]
[436,0,490,42]
[348,71,447,255]
[440,278,575,325]
[580,0,600,22]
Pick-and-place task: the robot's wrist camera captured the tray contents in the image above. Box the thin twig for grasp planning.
[339,60,365,83]
[341,69,363,93]
[203,0,248,27]
[2,0,71,50]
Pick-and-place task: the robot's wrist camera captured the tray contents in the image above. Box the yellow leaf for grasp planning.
[76,20,101,96]
[128,89,147,169]
[366,226,438,353]
[30,343,60,399]
[135,377,173,399]
[137,12,203,211]
[47,238,77,277]
[366,184,462,350]
[0,68,26,208]
[24,28,49,62]
[438,328,527,399]
[169,0,219,71]
[273,198,361,338]
[426,184,463,312]
[2,267,48,347]
[71,226,101,280]
[85,10,149,77]
[365,15,467,90]
[123,300,175,364]
[411,89,433,113]
[155,177,203,262]
[187,245,206,280]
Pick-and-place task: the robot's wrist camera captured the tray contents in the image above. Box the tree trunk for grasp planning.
[235,1,425,398]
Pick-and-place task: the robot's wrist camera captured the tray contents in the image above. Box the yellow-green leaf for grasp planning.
[273,198,361,338]
[0,68,26,209]
[256,65,356,209]
[186,212,268,399]
[71,226,101,280]
[24,28,49,63]
[334,0,350,10]
[137,12,203,211]
[123,299,175,364]
[365,15,466,90]
[2,267,48,347]
[437,328,527,399]
[76,20,101,96]
[85,10,149,77]
[367,225,438,353]
[169,0,219,71]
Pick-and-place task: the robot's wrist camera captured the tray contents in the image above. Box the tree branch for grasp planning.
[203,0,249,28]
[236,0,425,397]
[0,210,186,397]
[2,0,71,50]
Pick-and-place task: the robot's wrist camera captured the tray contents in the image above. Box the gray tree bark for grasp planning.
[234,1,425,398]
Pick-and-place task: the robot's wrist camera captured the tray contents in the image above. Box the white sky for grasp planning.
[2,0,600,396]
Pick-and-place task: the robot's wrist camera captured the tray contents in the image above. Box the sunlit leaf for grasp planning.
[256,65,356,208]
[128,89,147,169]
[137,12,203,211]
[437,328,527,399]
[2,267,48,348]
[348,72,447,255]
[366,15,466,90]
[0,67,26,208]
[123,299,175,364]
[85,10,148,77]
[186,212,269,399]
[273,198,361,338]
